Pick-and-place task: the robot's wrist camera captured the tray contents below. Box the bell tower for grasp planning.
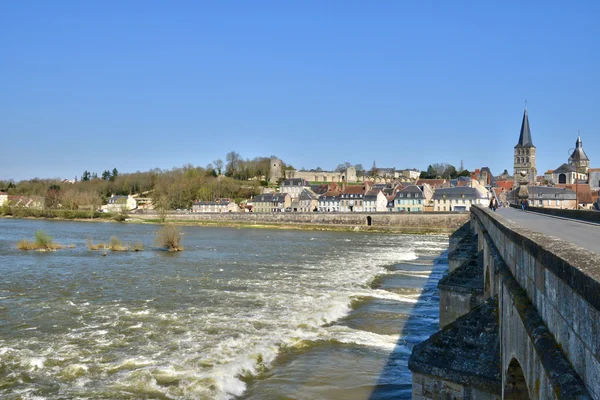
[513,108,537,186]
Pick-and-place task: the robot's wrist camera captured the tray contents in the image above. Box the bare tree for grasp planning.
[213,159,224,175]
[225,151,241,176]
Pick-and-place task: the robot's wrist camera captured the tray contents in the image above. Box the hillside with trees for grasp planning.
[0,152,284,211]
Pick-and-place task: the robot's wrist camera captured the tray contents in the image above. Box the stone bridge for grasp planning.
[409,205,600,399]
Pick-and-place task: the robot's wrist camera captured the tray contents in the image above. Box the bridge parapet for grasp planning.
[471,205,599,398]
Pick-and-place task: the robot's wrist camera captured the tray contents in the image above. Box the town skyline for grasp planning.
[2,2,599,181]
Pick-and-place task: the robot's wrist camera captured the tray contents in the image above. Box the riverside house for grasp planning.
[339,185,366,212]
[432,187,488,212]
[104,195,138,212]
[318,191,340,212]
[293,189,319,212]
[0,191,7,207]
[253,193,291,213]
[394,185,425,212]
[192,198,240,213]
[280,178,311,200]
[364,189,388,212]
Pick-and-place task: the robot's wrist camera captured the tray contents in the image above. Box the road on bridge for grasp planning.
[496,207,600,255]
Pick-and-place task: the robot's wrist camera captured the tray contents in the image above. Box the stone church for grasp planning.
[513,109,537,186]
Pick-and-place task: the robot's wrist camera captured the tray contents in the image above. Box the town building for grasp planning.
[394,185,425,212]
[589,168,600,190]
[192,198,240,213]
[104,195,137,212]
[432,187,489,212]
[554,184,595,209]
[318,191,340,212]
[416,179,449,190]
[339,185,366,212]
[364,189,388,212]
[513,108,537,186]
[280,178,312,199]
[291,189,319,212]
[548,163,585,185]
[0,191,7,207]
[509,186,576,209]
[252,193,291,213]
[416,182,434,205]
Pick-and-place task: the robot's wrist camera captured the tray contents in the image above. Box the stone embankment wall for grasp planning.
[130,211,470,233]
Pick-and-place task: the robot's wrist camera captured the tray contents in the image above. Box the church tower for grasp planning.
[568,136,590,174]
[513,108,537,186]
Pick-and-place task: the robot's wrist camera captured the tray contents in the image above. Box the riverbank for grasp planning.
[1,211,469,234]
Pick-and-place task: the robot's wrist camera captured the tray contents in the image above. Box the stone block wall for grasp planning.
[131,211,470,233]
[412,373,500,400]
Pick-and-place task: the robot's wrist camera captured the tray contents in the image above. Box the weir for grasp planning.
[409,205,600,399]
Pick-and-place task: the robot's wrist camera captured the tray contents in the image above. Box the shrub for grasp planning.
[131,241,144,252]
[155,224,184,251]
[109,236,128,251]
[17,230,62,251]
[17,239,36,250]
[87,239,107,250]
[35,230,54,250]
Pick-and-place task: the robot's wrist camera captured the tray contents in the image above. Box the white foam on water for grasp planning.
[326,325,401,351]
[361,289,422,303]
[24,357,46,371]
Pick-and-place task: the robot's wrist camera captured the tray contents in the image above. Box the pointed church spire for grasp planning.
[516,108,534,147]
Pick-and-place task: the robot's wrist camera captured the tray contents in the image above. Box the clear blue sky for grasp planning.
[1,1,599,181]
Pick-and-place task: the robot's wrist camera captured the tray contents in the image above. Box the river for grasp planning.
[0,218,448,399]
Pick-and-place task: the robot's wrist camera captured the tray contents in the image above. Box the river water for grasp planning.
[0,219,448,400]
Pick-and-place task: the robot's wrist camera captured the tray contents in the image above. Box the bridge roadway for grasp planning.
[496,206,600,255]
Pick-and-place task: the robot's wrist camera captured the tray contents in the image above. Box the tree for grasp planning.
[355,164,364,172]
[457,169,471,177]
[225,151,241,177]
[102,170,111,181]
[422,165,436,179]
[110,168,118,182]
[442,165,458,179]
[45,184,61,209]
[153,193,171,223]
[335,162,352,172]
[213,159,224,175]
[82,171,91,181]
